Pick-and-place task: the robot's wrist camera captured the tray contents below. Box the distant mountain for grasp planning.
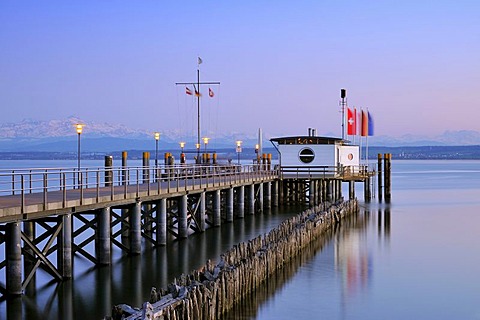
[367,130,480,146]
[0,117,479,152]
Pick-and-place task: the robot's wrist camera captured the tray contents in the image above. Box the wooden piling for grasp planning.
[104,156,113,187]
[114,200,359,320]
[377,153,383,202]
[384,153,392,203]
[96,207,111,265]
[6,222,22,296]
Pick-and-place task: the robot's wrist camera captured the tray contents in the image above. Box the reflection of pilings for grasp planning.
[130,202,142,254]
[6,222,22,296]
[213,190,221,226]
[236,186,245,218]
[226,188,234,222]
[59,279,73,320]
[58,214,72,278]
[156,199,167,245]
[7,297,22,320]
[96,264,112,318]
[96,207,111,265]
[178,195,188,238]
[247,184,255,215]
[384,208,391,239]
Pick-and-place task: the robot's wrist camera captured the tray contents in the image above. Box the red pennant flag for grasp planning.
[347,107,356,135]
[209,88,214,98]
[185,87,192,95]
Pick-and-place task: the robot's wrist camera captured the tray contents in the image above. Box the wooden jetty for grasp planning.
[0,149,389,299]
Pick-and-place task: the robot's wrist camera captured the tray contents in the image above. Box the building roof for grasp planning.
[270,136,346,145]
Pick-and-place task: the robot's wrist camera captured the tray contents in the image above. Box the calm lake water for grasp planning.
[1,160,479,319]
[224,160,480,320]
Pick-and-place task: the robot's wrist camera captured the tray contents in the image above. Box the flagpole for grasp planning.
[340,89,346,140]
[197,66,200,161]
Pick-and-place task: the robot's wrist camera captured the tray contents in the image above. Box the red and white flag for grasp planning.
[209,88,214,97]
[185,87,192,95]
[347,107,356,135]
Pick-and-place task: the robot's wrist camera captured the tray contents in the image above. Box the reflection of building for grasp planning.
[335,226,371,298]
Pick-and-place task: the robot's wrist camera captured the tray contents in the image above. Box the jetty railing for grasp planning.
[0,164,278,214]
[279,164,376,180]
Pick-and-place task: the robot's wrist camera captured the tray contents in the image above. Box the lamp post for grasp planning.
[235,140,242,165]
[203,137,210,152]
[75,124,84,188]
[154,132,160,180]
[154,132,160,168]
[179,142,186,164]
[195,143,200,164]
[255,143,260,164]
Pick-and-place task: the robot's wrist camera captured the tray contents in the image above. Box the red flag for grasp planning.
[347,107,356,135]
[209,88,214,98]
[361,110,369,136]
[185,87,192,95]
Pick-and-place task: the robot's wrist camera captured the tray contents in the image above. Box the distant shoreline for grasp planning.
[1,145,480,160]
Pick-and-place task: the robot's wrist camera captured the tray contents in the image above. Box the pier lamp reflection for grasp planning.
[75,123,84,188]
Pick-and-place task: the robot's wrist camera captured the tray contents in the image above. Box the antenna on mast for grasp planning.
[340,88,347,139]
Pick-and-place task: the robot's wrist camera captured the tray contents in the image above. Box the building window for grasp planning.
[299,148,315,163]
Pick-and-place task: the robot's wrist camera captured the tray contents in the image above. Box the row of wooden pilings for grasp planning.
[111,199,358,320]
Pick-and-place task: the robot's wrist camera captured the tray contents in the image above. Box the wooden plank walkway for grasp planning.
[0,168,278,223]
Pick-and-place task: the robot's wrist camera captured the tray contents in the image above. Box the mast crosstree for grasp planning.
[176,58,220,161]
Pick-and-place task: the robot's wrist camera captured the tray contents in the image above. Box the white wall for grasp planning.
[338,145,360,167]
[278,144,336,167]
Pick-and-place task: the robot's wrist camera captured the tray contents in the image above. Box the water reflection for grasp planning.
[1,206,301,319]
[335,210,372,302]
[222,205,393,320]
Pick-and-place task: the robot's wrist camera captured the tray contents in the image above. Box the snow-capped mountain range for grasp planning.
[0,117,479,152]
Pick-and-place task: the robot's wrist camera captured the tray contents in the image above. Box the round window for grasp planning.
[299,148,315,164]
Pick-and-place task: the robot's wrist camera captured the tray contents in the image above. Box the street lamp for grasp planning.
[154,132,160,168]
[235,140,242,164]
[195,143,201,164]
[75,124,84,187]
[202,137,210,152]
[179,142,186,164]
[255,143,260,164]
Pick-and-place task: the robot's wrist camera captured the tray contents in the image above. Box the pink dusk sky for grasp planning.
[1,1,479,139]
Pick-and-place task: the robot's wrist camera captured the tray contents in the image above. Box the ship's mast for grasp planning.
[176,58,219,161]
